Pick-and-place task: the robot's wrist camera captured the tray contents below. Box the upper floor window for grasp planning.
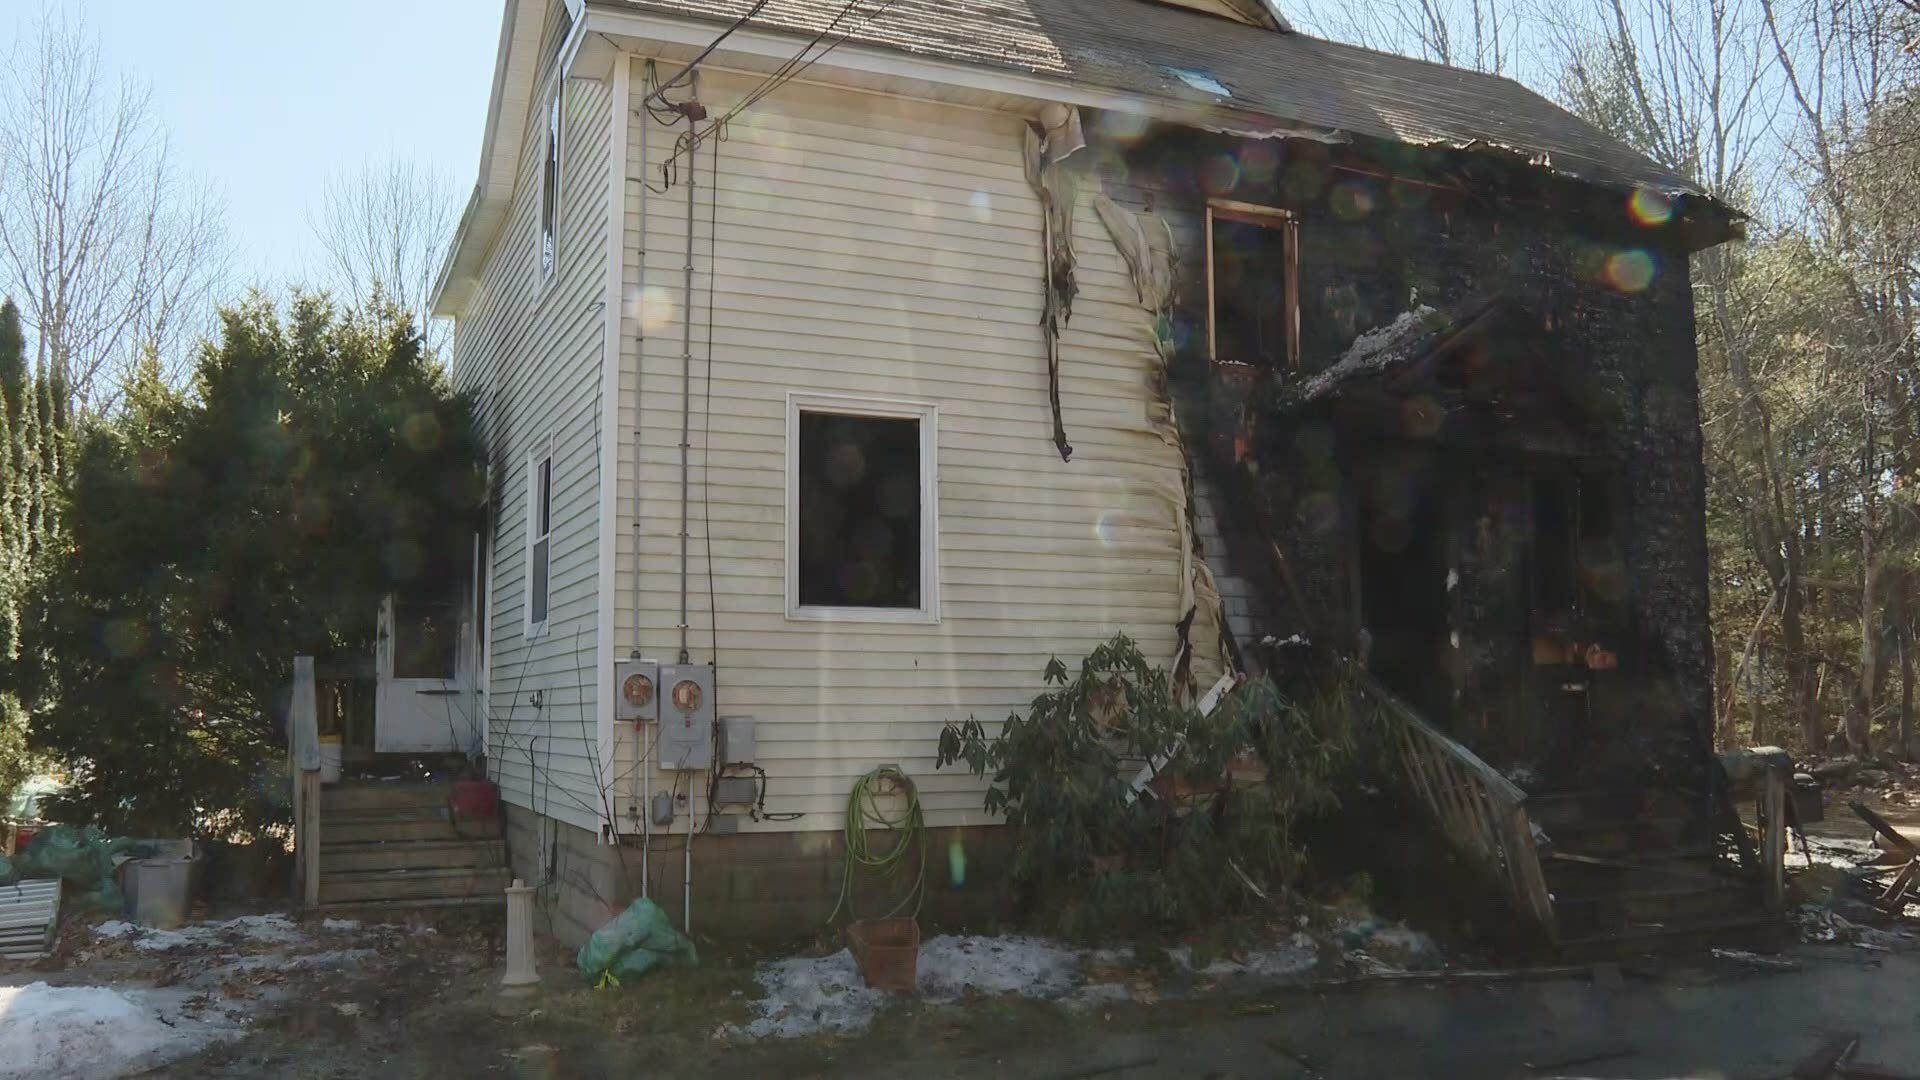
[1207,199,1299,371]
[540,91,560,279]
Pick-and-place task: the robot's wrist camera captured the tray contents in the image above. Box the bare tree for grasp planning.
[310,157,459,354]
[1294,0,1523,73]
[0,12,227,417]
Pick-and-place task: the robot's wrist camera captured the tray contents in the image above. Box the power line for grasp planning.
[640,0,776,111]
[652,0,904,185]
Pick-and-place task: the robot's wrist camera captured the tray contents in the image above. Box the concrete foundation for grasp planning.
[504,804,1015,947]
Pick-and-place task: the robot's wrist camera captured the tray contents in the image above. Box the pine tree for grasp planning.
[0,300,24,427]
[16,371,43,556]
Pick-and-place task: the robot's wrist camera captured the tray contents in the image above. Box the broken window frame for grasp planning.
[1205,199,1300,371]
[783,392,942,625]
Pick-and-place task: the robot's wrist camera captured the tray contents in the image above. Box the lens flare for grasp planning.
[1241,142,1280,186]
[1628,188,1674,227]
[1200,153,1241,196]
[1603,248,1658,293]
[1330,179,1377,222]
[637,285,675,332]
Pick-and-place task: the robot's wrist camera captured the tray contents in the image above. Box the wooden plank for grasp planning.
[300,769,322,909]
[1504,805,1558,939]
[1761,766,1787,913]
[1361,675,1525,805]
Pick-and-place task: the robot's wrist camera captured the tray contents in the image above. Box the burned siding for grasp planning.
[1093,127,1712,786]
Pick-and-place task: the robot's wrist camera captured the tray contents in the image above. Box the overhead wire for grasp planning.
[652,0,904,187]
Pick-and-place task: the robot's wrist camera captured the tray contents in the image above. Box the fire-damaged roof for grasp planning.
[603,0,1715,200]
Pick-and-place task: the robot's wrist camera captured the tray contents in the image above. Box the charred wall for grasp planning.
[1093,128,1713,784]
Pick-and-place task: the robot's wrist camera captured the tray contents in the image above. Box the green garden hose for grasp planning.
[829,765,926,923]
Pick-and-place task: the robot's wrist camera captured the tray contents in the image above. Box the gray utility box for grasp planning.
[613,658,661,723]
[658,662,715,770]
[718,716,755,766]
[121,840,203,929]
[712,776,758,806]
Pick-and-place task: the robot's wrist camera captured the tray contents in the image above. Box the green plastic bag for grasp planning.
[17,825,133,911]
[576,898,697,985]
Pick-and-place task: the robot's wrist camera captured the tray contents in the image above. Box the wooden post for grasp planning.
[291,656,321,909]
[1760,763,1787,913]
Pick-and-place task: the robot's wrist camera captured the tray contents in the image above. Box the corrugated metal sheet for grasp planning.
[0,878,61,960]
[601,0,1708,197]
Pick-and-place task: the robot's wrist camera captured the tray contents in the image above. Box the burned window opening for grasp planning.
[1530,470,1625,620]
[1206,200,1299,372]
[795,412,924,610]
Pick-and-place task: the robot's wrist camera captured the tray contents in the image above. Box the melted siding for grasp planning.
[609,67,1219,832]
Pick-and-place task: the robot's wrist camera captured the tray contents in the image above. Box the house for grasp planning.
[396,0,1747,945]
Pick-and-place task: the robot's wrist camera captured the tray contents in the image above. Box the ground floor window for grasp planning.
[786,393,939,622]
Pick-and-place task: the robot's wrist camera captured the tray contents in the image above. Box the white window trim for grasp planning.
[539,87,562,285]
[784,392,940,625]
[525,435,555,638]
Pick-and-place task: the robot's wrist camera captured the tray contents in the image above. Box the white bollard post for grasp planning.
[501,878,540,993]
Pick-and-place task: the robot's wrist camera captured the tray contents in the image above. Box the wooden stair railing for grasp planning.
[1359,676,1558,943]
[290,655,322,908]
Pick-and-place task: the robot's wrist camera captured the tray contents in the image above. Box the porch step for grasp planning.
[321,839,504,874]
[1528,787,1702,831]
[321,781,453,813]
[1553,879,1761,937]
[318,865,512,905]
[316,895,507,915]
[1556,911,1781,957]
[1541,814,1703,857]
[320,813,471,845]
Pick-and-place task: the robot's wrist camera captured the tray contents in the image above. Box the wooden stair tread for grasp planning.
[1556,911,1778,950]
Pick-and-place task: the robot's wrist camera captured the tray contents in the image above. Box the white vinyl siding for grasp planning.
[445,0,612,834]
[608,66,1220,833]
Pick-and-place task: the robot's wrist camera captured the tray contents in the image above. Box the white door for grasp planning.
[374,594,477,754]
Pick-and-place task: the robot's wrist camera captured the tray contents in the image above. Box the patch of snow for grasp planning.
[1297,305,1440,401]
[730,931,1321,1040]
[1166,935,1319,980]
[733,949,885,1040]
[320,918,360,932]
[0,982,239,1080]
[917,935,1080,1001]
[1162,66,1231,97]
[92,913,305,953]
[209,949,377,976]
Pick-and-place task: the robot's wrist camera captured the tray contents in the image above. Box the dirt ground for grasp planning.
[142,924,1918,1080]
[12,792,1920,1080]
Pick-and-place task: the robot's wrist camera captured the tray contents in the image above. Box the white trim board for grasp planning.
[783,391,941,626]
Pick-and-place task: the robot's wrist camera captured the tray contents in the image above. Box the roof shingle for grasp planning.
[605,0,1706,197]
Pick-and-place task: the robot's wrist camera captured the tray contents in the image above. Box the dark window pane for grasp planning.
[1211,217,1293,369]
[394,601,458,679]
[797,412,921,609]
[530,536,550,624]
[538,458,552,536]
[1531,473,1577,613]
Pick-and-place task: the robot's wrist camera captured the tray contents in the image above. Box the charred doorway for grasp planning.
[1357,447,1452,723]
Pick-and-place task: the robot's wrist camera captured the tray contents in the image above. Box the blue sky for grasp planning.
[22,2,502,288]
